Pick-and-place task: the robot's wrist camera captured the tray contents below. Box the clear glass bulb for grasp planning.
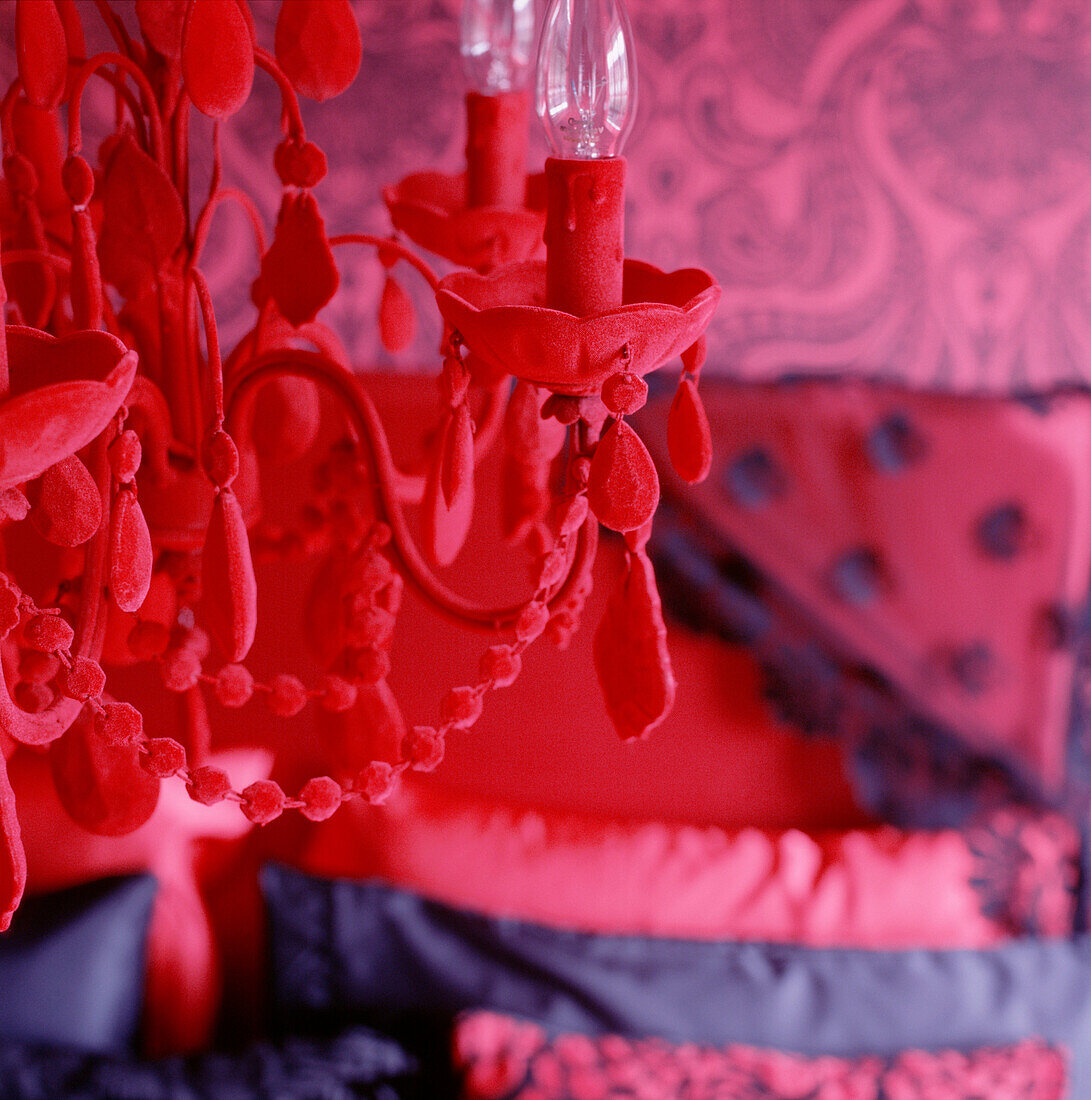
[535,0,637,158]
[461,0,537,94]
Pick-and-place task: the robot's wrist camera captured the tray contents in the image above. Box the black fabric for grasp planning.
[0,1026,418,1099]
[262,865,1091,1095]
[0,875,157,1053]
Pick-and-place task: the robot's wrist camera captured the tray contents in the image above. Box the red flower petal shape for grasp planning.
[379,276,416,353]
[255,192,339,328]
[587,420,660,533]
[422,412,474,567]
[436,260,720,396]
[28,454,101,547]
[135,0,187,58]
[109,489,153,613]
[181,0,255,119]
[384,171,547,273]
[98,134,186,298]
[0,326,137,491]
[593,549,675,741]
[15,0,67,111]
[201,488,257,662]
[667,376,713,484]
[275,0,361,102]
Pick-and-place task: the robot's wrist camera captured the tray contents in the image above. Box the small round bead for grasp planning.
[0,488,30,524]
[182,626,211,662]
[61,155,95,206]
[161,647,201,692]
[142,737,187,778]
[23,613,74,653]
[19,650,60,685]
[14,681,53,713]
[353,646,391,686]
[515,601,549,643]
[403,726,445,772]
[108,430,142,483]
[320,675,358,713]
[358,761,397,805]
[273,137,328,188]
[346,604,395,648]
[441,686,483,729]
[204,430,240,488]
[348,553,393,597]
[214,664,254,708]
[375,572,403,615]
[542,394,582,425]
[267,674,308,717]
[537,549,567,589]
[601,371,648,416]
[128,620,172,660]
[299,776,343,822]
[60,656,106,701]
[241,779,286,825]
[554,494,589,537]
[545,610,578,648]
[480,645,521,688]
[187,765,232,806]
[94,701,144,746]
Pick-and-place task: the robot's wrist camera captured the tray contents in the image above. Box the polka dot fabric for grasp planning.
[642,381,1091,803]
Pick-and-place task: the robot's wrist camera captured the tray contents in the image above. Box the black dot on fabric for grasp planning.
[829,547,888,606]
[976,502,1028,561]
[724,447,786,507]
[866,413,927,473]
[949,642,997,695]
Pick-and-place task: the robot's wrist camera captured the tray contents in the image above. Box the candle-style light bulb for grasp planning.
[461,0,537,94]
[536,0,637,159]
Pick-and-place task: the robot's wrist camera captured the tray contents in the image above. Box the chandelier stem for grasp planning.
[66,53,166,168]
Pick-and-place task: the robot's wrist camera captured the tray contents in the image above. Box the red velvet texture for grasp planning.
[544,156,626,317]
[466,90,530,209]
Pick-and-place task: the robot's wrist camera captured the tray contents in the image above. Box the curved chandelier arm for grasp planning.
[65,53,166,166]
[329,233,440,293]
[253,47,306,140]
[225,348,598,630]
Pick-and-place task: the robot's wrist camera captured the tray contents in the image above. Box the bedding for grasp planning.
[262,867,1091,1092]
[0,1025,418,1100]
[0,874,156,1053]
[300,787,1078,946]
[454,1012,1067,1100]
[640,381,1091,826]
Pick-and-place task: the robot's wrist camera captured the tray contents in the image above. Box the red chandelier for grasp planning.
[0,0,719,931]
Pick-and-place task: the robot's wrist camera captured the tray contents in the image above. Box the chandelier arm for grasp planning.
[252,48,306,140]
[92,0,144,64]
[191,187,268,267]
[225,349,598,630]
[67,53,166,167]
[329,234,440,293]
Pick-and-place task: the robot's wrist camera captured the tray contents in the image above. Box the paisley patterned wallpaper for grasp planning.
[7,0,1091,391]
